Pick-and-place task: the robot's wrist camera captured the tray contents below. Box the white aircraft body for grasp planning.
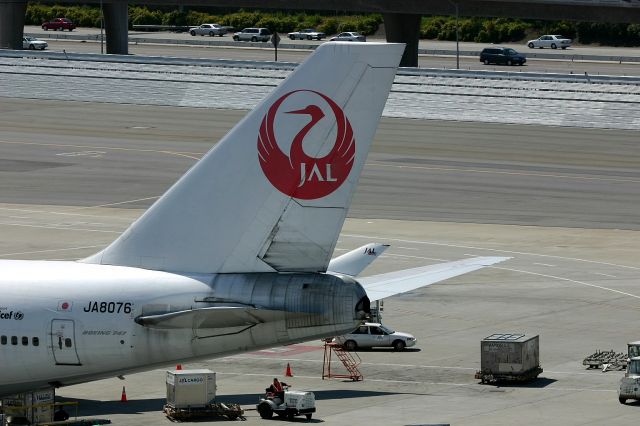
[0,42,507,397]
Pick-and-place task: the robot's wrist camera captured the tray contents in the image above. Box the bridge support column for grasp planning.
[104,1,128,54]
[0,0,27,50]
[383,13,421,67]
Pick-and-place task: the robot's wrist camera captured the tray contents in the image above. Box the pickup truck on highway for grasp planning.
[41,18,76,31]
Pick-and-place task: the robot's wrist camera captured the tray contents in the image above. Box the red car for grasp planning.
[42,18,76,31]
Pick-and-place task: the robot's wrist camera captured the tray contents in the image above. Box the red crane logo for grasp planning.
[258,90,355,200]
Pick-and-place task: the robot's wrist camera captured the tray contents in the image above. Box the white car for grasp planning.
[189,24,226,37]
[527,35,572,49]
[287,28,325,40]
[330,32,366,42]
[22,37,47,50]
[334,322,416,351]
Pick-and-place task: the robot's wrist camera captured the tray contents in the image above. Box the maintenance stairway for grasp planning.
[322,341,363,381]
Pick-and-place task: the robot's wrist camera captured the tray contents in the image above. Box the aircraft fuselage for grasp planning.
[0,260,366,396]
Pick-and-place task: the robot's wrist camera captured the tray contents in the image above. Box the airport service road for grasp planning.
[1,98,639,230]
[1,99,639,423]
[39,39,640,76]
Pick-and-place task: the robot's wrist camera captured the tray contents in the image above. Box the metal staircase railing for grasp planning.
[322,341,363,381]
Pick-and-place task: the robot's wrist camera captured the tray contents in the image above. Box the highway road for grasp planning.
[23,25,640,76]
[36,39,640,75]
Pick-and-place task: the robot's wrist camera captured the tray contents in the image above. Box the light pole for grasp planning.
[447,0,460,69]
[455,3,459,69]
[100,0,104,54]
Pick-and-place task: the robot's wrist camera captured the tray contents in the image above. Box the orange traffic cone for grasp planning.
[285,363,293,377]
[120,386,127,402]
[176,364,182,370]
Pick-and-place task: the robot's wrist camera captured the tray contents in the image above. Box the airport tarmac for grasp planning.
[1,96,640,425]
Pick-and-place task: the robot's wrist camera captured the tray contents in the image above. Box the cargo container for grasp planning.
[475,333,542,383]
[166,369,216,409]
[0,389,55,425]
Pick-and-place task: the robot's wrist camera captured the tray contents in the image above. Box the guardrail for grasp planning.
[425,48,640,63]
[132,25,192,32]
[400,67,640,84]
[0,49,299,70]
[2,49,640,85]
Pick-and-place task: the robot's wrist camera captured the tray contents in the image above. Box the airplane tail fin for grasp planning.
[327,243,390,277]
[83,42,404,274]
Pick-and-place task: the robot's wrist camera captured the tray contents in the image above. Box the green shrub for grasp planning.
[542,20,576,39]
[474,20,497,43]
[25,3,53,25]
[299,14,323,29]
[185,11,220,26]
[420,16,445,39]
[222,10,262,30]
[162,11,188,26]
[336,15,381,35]
[256,15,298,33]
[64,6,100,27]
[317,18,339,35]
[436,20,457,40]
[576,21,633,45]
[627,24,640,45]
[458,18,483,41]
[129,6,163,26]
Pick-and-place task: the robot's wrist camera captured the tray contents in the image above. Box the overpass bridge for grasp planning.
[2,0,640,65]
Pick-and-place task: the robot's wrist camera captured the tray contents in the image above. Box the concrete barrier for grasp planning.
[3,48,640,85]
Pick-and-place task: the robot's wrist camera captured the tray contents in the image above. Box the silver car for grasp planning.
[233,27,272,42]
[527,34,572,49]
[189,24,226,37]
[330,32,366,42]
[287,28,326,40]
[22,37,47,50]
[334,322,416,351]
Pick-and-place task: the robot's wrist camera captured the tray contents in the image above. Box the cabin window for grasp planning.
[32,337,39,346]
[11,336,17,345]
[1,336,6,345]
[21,336,28,346]
[65,338,72,348]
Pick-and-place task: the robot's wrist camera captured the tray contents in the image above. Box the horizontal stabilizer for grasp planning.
[359,256,510,302]
[135,306,309,329]
[327,243,390,276]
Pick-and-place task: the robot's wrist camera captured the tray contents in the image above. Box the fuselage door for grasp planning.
[51,319,81,365]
